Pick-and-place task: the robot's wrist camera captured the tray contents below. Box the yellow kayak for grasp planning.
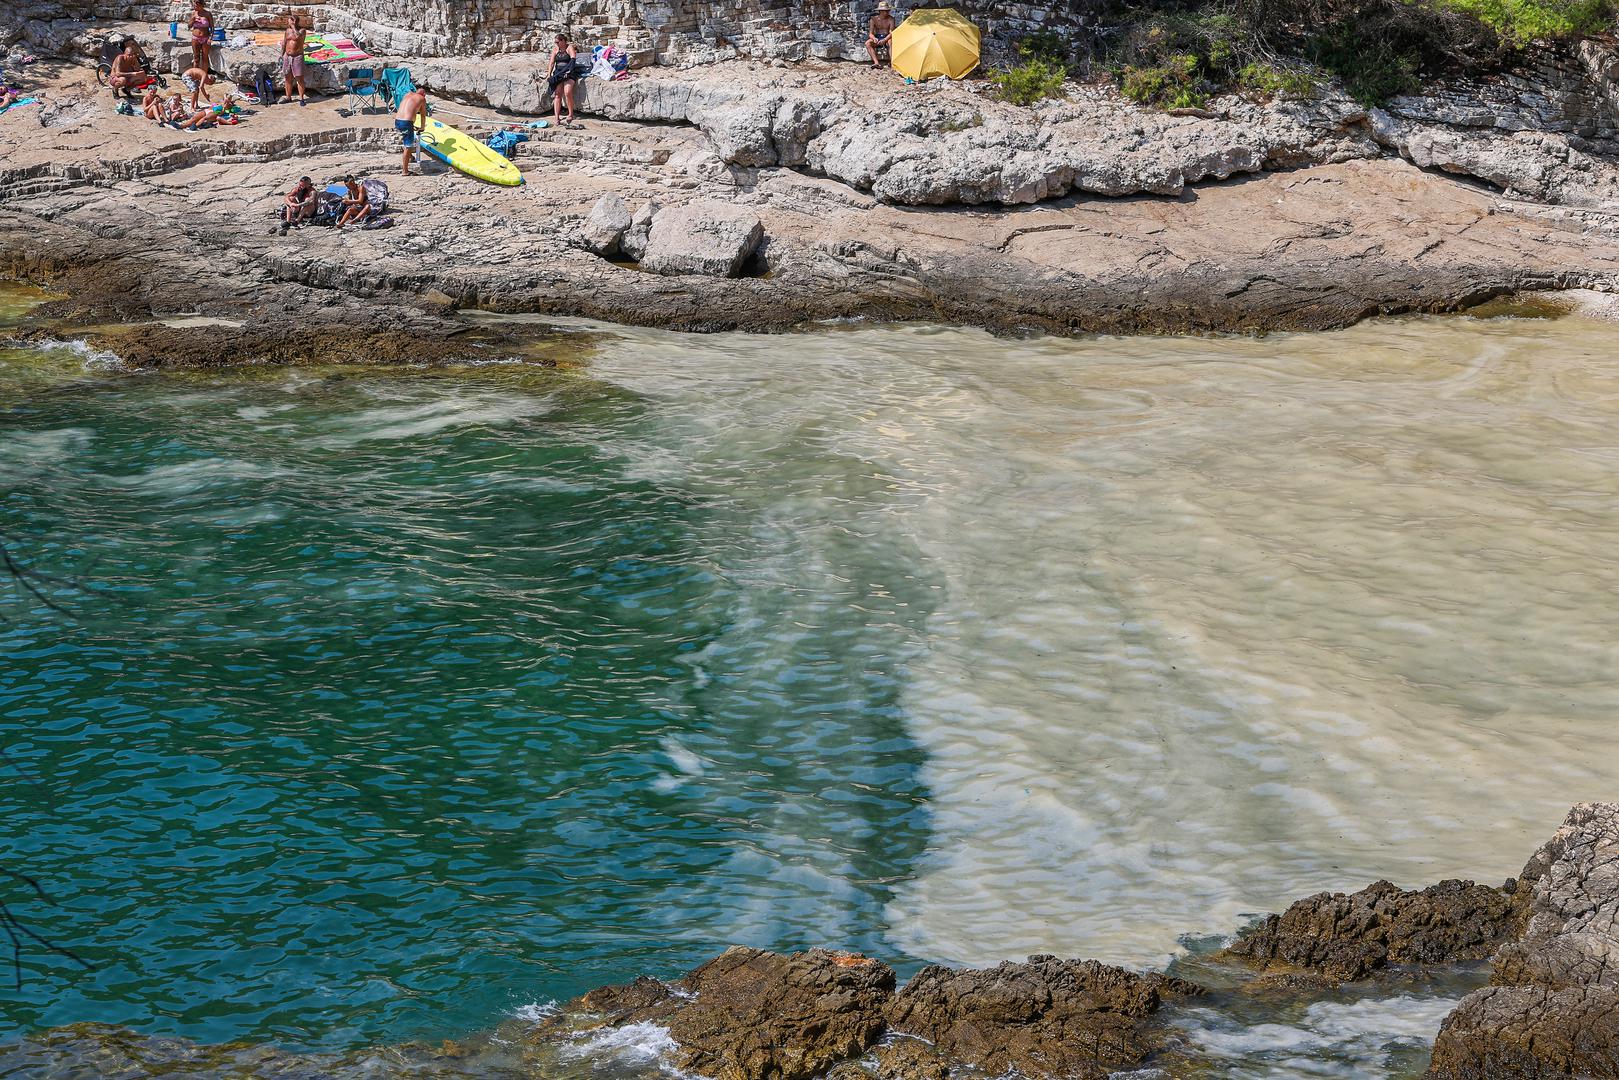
[418,118,524,187]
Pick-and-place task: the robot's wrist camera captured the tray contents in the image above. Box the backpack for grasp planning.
[254,67,276,104]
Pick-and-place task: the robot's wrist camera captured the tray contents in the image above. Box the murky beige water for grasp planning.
[582,313,1619,969]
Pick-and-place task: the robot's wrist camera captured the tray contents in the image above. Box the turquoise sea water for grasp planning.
[0,335,930,1049]
[4,290,1619,1077]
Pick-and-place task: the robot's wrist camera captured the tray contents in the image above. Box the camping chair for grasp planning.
[378,66,415,111]
[343,66,381,114]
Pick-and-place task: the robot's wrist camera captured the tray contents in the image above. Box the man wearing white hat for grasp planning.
[867,2,897,66]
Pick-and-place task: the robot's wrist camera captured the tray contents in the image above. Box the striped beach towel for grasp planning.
[304,34,371,64]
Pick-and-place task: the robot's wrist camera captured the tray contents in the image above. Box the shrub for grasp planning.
[1437,0,1615,43]
[993,56,1069,105]
[1119,53,1208,109]
[1235,61,1320,98]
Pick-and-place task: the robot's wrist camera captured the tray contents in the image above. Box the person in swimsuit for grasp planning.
[282,14,308,107]
[280,175,317,232]
[180,65,214,110]
[546,34,579,127]
[394,85,428,175]
[141,84,166,122]
[168,94,216,130]
[189,1,215,74]
[335,175,369,229]
[867,2,896,66]
[108,39,147,100]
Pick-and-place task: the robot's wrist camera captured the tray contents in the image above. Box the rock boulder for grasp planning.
[884,955,1203,1079]
[1492,800,1619,990]
[1427,985,1619,1080]
[1224,878,1521,981]
[640,201,764,277]
[1426,803,1619,1079]
[538,947,894,1080]
[580,194,632,258]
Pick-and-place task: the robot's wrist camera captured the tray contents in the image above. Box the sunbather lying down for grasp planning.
[0,75,21,110]
[164,93,215,129]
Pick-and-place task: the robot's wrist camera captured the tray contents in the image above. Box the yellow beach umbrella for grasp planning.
[890,8,981,82]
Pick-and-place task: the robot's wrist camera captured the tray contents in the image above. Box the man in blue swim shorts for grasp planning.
[394,85,428,176]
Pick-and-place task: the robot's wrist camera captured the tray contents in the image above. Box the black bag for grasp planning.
[255,67,276,104]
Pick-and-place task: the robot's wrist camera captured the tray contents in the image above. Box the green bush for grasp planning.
[992,56,1069,105]
[1088,0,1616,110]
[1437,0,1614,43]
[1235,62,1320,98]
[1119,54,1208,108]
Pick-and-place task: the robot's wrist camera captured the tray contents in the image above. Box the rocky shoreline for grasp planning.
[499,803,1617,1080]
[0,803,1611,1078]
[6,25,1619,360]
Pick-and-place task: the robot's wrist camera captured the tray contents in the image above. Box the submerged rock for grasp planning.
[883,956,1203,1079]
[536,946,895,1080]
[1223,878,1521,982]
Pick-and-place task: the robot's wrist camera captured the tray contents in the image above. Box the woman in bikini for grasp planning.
[189,1,215,75]
[545,34,580,127]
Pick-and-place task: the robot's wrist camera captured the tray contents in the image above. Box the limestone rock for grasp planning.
[640,201,764,277]
[1427,985,1619,1080]
[1371,110,1619,207]
[1492,801,1619,990]
[620,200,658,262]
[884,955,1203,1080]
[539,947,895,1080]
[1224,879,1521,982]
[1425,804,1619,1080]
[580,194,632,258]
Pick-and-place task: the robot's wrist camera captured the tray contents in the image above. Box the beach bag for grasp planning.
[254,67,276,104]
[361,178,389,213]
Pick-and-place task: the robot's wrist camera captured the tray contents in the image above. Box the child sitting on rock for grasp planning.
[142,85,166,123]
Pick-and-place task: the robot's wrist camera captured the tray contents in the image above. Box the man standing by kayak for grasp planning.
[281,14,308,107]
[394,85,429,176]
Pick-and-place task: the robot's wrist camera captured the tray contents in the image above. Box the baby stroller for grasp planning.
[95,37,167,95]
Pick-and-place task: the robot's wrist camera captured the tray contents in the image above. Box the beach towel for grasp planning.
[253,32,283,48]
[305,34,372,64]
[0,97,39,114]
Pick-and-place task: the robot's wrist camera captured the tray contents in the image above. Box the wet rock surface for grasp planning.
[1224,878,1522,982]
[535,947,895,1080]
[1427,985,1619,1079]
[885,956,1203,1079]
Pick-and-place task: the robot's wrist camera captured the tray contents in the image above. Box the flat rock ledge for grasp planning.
[7,47,1619,348]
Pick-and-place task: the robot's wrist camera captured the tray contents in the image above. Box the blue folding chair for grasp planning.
[343,66,381,114]
[378,66,415,111]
